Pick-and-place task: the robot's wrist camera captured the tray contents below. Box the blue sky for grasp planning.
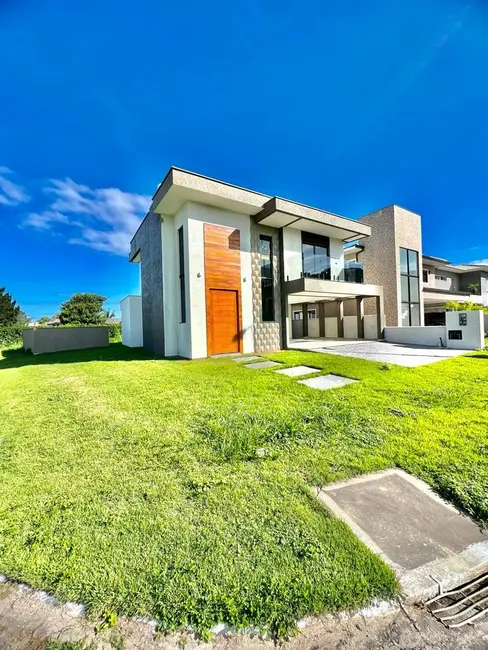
[1,0,487,319]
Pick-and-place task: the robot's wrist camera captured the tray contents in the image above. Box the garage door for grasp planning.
[208,289,240,356]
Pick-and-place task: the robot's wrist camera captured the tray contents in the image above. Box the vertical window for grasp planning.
[260,235,274,321]
[178,227,186,323]
[422,269,429,283]
[400,247,420,326]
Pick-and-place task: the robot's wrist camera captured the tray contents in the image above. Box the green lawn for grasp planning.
[1,343,488,637]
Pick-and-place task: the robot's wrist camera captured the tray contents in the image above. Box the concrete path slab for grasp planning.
[275,365,321,377]
[298,374,358,390]
[315,469,488,600]
[211,353,242,358]
[232,356,262,363]
[289,339,468,367]
[244,361,281,370]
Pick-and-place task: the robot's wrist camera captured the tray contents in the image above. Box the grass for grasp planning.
[1,343,488,637]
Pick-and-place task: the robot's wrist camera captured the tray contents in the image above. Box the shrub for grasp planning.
[108,322,122,341]
[0,324,25,349]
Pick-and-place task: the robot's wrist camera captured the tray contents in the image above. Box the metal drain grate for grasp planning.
[425,571,488,628]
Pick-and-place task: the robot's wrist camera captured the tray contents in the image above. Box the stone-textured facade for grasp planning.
[359,205,423,326]
[250,221,282,352]
[130,212,165,356]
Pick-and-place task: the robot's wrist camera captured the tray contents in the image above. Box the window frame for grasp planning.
[178,226,186,324]
[259,235,275,322]
[400,247,420,326]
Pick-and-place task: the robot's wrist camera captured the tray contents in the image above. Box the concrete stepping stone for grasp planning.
[212,353,242,358]
[298,374,358,390]
[275,365,321,377]
[233,355,262,363]
[245,361,281,370]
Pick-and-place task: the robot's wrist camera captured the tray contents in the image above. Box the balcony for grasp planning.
[289,256,365,284]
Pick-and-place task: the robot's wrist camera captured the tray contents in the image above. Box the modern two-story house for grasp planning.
[422,256,488,325]
[125,167,386,358]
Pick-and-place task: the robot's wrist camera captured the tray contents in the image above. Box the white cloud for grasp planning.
[469,259,488,266]
[22,177,150,256]
[0,167,31,206]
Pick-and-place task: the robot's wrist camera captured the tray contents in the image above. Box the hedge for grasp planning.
[0,322,122,349]
[0,325,25,349]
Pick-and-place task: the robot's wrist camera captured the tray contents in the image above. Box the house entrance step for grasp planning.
[244,361,281,370]
[275,365,321,377]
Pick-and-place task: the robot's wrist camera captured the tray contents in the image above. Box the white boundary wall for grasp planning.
[120,295,143,347]
[385,310,484,350]
[384,326,445,347]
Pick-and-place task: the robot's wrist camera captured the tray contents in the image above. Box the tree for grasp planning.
[467,282,480,295]
[38,316,51,325]
[59,293,107,325]
[0,287,20,326]
[103,307,116,320]
[17,310,30,325]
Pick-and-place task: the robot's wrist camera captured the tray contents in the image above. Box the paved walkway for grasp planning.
[289,340,468,367]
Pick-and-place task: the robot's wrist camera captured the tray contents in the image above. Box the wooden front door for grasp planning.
[208,289,240,356]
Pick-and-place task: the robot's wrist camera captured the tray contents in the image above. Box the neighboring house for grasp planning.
[126,167,386,359]
[106,317,122,325]
[422,256,487,325]
[46,318,61,327]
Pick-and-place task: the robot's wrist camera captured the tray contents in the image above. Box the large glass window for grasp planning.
[178,227,186,323]
[302,232,330,279]
[400,247,420,326]
[260,236,274,321]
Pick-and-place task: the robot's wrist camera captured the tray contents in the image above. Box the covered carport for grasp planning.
[284,276,385,347]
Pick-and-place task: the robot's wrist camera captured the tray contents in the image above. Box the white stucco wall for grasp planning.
[173,204,192,359]
[308,317,320,338]
[364,314,378,340]
[183,202,254,359]
[161,215,178,357]
[343,315,358,339]
[324,317,338,338]
[283,227,302,281]
[120,296,143,347]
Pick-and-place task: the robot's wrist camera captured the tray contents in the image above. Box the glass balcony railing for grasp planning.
[296,257,365,284]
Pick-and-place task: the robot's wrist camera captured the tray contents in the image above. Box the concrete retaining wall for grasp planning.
[23,327,109,355]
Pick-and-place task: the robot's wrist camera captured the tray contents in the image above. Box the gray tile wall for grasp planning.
[130,212,165,356]
[250,221,282,352]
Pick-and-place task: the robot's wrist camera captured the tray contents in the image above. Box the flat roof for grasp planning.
[144,167,371,243]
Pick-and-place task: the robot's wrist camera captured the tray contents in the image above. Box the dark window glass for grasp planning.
[178,227,186,323]
[408,250,419,276]
[409,276,420,302]
[400,248,408,274]
[423,269,429,283]
[302,232,330,279]
[400,247,420,326]
[260,236,274,321]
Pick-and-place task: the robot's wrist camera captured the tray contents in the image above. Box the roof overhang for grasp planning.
[254,197,371,243]
[284,277,382,303]
[150,168,268,217]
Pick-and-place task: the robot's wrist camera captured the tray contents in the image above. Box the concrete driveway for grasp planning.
[289,339,468,367]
